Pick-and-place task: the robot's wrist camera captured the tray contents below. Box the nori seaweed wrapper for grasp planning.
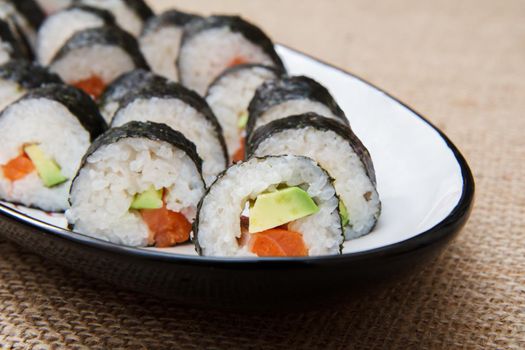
[20,83,108,141]
[112,79,229,167]
[246,113,377,185]
[79,121,203,176]
[141,9,201,36]
[50,25,149,69]
[99,69,167,111]
[64,4,117,26]
[246,76,349,139]
[205,63,285,97]
[74,0,153,21]
[0,18,31,60]
[7,0,45,30]
[180,15,284,71]
[0,59,62,89]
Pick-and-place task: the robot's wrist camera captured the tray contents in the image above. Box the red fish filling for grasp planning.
[72,75,106,100]
[2,152,35,181]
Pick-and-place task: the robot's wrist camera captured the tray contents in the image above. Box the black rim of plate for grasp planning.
[0,44,475,268]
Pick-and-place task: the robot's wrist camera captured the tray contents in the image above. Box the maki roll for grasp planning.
[194,155,343,257]
[139,9,200,81]
[98,68,166,123]
[37,5,115,65]
[67,121,206,248]
[178,15,284,95]
[35,0,72,14]
[0,60,62,112]
[247,113,381,239]
[110,80,228,185]
[0,83,107,212]
[49,25,148,100]
[246,75,349,139]
[0,0,45,47]
[0,18,32,63]
[75,0,153,37]
[205,64,284,163]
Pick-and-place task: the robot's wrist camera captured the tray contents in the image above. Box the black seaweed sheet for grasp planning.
[141,9,201,36]
[0,60,62,88]
[50,25,149,69]
[0,19,31,60]
[246,76,349,139]
[8,0,45,30]
[20,83,108,141]
[65,4,117,26]
[74,0,153,21]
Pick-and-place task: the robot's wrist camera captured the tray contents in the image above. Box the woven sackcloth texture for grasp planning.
[0,0,523,349]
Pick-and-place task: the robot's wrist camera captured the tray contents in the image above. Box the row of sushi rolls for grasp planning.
[0,0,381,258]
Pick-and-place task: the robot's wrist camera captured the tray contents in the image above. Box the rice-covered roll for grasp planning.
[0,83,107,212]
[0,18,32,63]
[246,75,349,140]
[37,5,115,65]
[0,0,45,47]
[110,80,228,185]
[98,68,166,123]
[75,0,153,37]
[139,9,200,82]
[35,0,72,14]
[0,60,62,112]
[205,64,284,163]
[178,15,285,95]
[195,155,343,257]
[67,121,206,248]
[248,113,381,239]
[50,25,148,100]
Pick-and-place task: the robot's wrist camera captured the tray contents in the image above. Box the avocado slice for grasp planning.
[249,186,319,233]
[23,145,68,188]
[130,186,163,210]
[237,111,249,129]
[339,200,350,226]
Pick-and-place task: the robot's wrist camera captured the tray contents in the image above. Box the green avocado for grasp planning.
[237,111,249,129]
[339,200,350,226]
[130,186,163,210]
[249,186,319,233]
[24,145,68,188]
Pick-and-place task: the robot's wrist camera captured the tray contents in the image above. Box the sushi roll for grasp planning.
[205,64,284,163]
[0,60,62,112]
[49,25,149,100]
[0,83,107,212]
[0,18,32,63]
[247,113,381,239]
[0,0,45,47]
[98,68,166,123]
[75,0,153,37]
[246,75,349,139]
[67,121,206,248]
[37,5,115,65]
[178,15,284,95]
[194,155,344,257]
[110,80,228,185]
[35,0,72,14]
[139,9,200,81]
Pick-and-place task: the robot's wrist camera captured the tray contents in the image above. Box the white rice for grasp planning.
[196,155,343,257]
[111,97,227,185]
[0,40,13,64]
[140,26,183,81]
[50,45,136,85]
[252,127,380,239]
[36,0,72,14]
[66,138,205,247]
[100,100,119,123]
[37,7,106,65]
[206,66,279,159]
[179,27,278,95]
[0,78,25,112]
[253,100,342,133]
[78,0,144,36]
[0,98,91,211]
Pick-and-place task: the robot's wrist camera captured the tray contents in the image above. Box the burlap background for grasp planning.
[0,0,523,348]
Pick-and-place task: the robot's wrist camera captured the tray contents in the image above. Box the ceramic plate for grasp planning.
[0,45,475,308]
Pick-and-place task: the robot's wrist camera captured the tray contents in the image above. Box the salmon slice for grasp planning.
[140,204,192,248]
[72,75,106,100]
[231,137,245,163]
[2,153,35,181]
[250,228,308,257]
[227,56,248,68]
